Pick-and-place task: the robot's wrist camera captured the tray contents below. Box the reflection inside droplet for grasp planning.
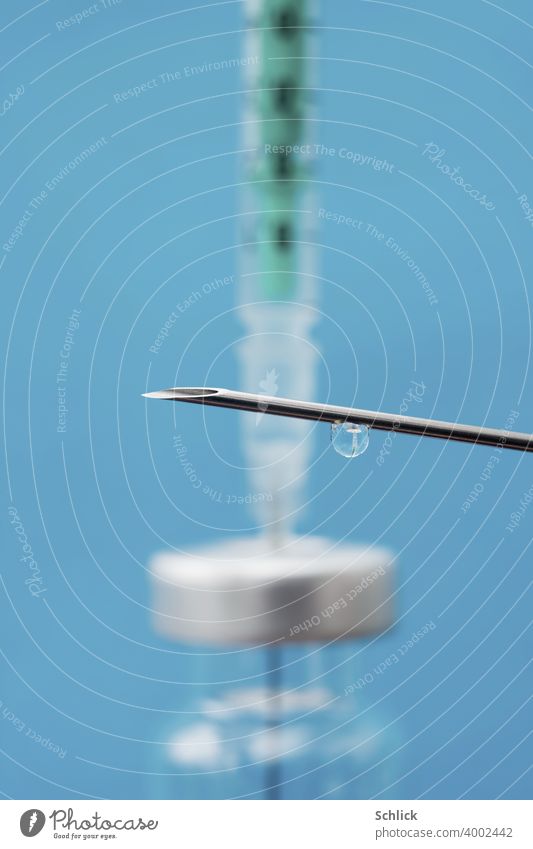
[330,421,370,458]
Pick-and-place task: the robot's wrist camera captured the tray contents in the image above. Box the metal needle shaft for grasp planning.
[143,387,533,453]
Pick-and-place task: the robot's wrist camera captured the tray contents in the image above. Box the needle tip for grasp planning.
[142,387,220,400]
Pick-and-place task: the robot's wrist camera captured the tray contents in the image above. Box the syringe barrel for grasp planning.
[238,0,318,535]
[240,0,316,304]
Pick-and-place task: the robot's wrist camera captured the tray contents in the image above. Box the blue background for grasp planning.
[1,0,532,799]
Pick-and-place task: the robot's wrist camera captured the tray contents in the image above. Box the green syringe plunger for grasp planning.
[246,0,313,299]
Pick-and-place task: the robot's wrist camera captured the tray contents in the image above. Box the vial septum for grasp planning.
[331,421,370,458]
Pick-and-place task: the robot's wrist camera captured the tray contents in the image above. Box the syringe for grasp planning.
[237,0,318,543]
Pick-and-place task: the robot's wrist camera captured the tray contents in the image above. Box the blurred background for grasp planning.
[1,0,532,800]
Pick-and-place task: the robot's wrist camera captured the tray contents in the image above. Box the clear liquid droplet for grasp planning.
[331,421,369,458]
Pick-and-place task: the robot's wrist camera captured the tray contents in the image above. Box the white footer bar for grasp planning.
[1,800,530,848]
